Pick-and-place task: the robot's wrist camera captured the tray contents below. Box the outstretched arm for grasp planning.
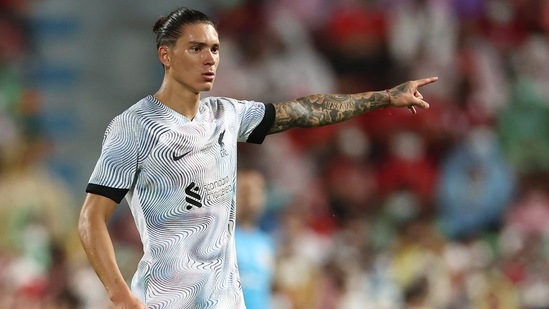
[269,76,438,134]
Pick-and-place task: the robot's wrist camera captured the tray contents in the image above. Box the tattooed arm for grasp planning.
[269,76,438,134]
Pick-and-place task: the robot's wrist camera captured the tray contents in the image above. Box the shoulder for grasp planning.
[201,96,234,110]
[202,96,267,119]
[106,97,155,134]
[108,107,141,131]
[201,96,264,107]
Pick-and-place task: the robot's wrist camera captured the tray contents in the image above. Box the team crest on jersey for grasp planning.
[218,129,228,157]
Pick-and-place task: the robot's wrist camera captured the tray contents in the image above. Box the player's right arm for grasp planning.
[268,77,438,134]
[78,193,146,309]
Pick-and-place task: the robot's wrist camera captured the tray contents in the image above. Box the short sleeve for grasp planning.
[86,113,140,202]
[246,103,275,144]
[234,100,274,144]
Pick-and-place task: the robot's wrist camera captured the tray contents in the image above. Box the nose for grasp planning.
[203,50,217,66]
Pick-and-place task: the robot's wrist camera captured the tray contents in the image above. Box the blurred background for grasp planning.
[2,0,549,308]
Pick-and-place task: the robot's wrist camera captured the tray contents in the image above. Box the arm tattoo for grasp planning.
[269,92,388,134]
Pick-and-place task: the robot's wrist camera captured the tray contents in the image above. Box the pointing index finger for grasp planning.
[416,76,439,87]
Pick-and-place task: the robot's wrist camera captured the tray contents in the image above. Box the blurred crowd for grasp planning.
[2,0,549,308]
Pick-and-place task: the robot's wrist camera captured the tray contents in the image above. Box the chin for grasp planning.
[200,84,214,92]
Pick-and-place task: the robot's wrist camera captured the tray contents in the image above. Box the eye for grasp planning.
[190,45,202,52]
[211,46,220,54]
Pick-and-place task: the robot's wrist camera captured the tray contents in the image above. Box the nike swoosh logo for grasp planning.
[173,151,191,161]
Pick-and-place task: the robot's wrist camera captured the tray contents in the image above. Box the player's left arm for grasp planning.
[269,76,438,134]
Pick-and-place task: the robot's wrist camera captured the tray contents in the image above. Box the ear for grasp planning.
[158,46,170,67]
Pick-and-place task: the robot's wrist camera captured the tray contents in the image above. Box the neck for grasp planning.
[154,81,201,119]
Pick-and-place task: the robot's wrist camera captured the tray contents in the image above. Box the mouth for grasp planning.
[202,72,215,82]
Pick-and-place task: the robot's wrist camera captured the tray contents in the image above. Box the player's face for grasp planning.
[164,23,220,93]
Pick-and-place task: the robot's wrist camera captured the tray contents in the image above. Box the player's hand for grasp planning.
[386,76,438,114]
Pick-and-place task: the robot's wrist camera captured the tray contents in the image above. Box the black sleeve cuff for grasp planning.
[246,103,275,144]
[86,183,129,204]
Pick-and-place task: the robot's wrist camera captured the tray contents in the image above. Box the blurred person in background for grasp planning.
[322,124,378,226]
[498,35,549,177]
[436,125,515,241]
[377,129,438,216]
[316,0,393,93]
[0,81,80,308]
[316,217,401,309]
[235,168,275,309]
[499,176,549,308]
[0,126,80,309]
[77,6,437,309]
[272,197,333,309]
[388,216,451,308]
[0,3,83,308]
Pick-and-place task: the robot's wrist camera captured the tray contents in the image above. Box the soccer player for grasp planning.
[77,7,438,309]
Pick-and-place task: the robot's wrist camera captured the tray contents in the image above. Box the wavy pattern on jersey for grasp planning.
[147,276,207,309]
[90,113,140,189]
[89,96,264,308]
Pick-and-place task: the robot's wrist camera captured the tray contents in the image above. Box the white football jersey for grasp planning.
[87,95,273,308]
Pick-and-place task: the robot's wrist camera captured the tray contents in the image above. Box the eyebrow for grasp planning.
[187,41,220,47]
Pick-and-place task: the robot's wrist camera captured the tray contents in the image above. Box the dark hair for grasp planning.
[153,7,215,49]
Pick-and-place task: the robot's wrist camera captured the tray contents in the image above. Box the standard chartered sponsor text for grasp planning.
[203,176,232,202]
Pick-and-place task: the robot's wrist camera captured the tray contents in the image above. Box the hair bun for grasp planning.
[153,16,168,34]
